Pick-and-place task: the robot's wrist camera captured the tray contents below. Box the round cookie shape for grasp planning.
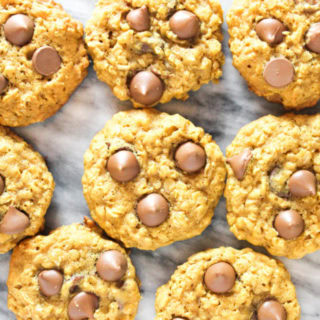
[0,126,54,253]
[155,247,300,320]
[227,0,320,109]
[0,0,89,127]
[225,114,320,258]
[7,220,141,320]
[82,109,226,250]
[85,0,224,108]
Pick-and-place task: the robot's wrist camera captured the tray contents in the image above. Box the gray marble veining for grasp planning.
[0,0,319,319]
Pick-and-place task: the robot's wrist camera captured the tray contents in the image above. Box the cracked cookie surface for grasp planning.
[82,109,226,250]
[227,0,320,109]
[7,220,141,320]
[0,0,89,127]
[155,247,300,320]
[0,126,54,253]
[85,0,224,108]
[225,114,320,259]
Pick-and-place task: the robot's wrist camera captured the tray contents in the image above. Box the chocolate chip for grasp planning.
[227,149,252,181]
[0,207,30,234]
[68,292,99,320]
[169,10,200,40]
[175,142,206,173]
[4,14,34,46]
[0,75,8,94]
[38,270,64,297]
[0,175,5,195]
[204,262,236,294]
[256,19,286,45]
[257,300,287,320]
[129,71,164,105]
[274,210,304,240]
[263,58,294,88]
[306,23,320,53]
[96,250,128,282]
[32,46,61,76]
[288,170,316,197]
[126,6,150,32]
[137,193,169,227]
[107,150,140,182]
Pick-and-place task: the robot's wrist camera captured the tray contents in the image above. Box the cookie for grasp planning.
[225,114,320,259]
[227,0,320,109]
[82,109,226,250]
[155,247,300,320]
[0,126,54,253]
[7,218,141,320]
[85,0,224,108]
[0,0,89,127]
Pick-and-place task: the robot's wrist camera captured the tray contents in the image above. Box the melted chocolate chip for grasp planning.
[175,142,206,173]
[204,262,236,294]
[96,250,128,282]
[38,270,64,297]
[137,193,169,227]
[4,14,34,46]
[0,207,30,234]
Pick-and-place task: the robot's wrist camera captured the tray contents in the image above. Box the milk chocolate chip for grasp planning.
[68,292,99,320]
[257,300,287,320]
[0,75,8,94]
[227,149,252,180]
[32,46,61,76]
[288,170,316,197]
[169,10,200,40]
[256,19,286,45]
[175,142,206,173]
[204,262,236,294]
[137,193,169,227]
[0,175,5,195]
[274,210,304,240]
[0,207,30,234]
[306,23,320,53]
[38,270,64,297]
[263,58,294,88]
[4,14,34,46]
[129,71,164,105]
[126,6,150,32]
[96,250,128,282]
[107,150,140,182]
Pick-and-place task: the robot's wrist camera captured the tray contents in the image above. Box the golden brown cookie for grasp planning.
[82,109,226,250]
[227,0,320,109]
[85,0,224,108]
[7,219,141,320]
[0,0,89,127]
[225,114,320,259]
[0,126,54,253]
[155,247,300,320]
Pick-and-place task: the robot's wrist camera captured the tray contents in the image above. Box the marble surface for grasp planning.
[0,0,320,319]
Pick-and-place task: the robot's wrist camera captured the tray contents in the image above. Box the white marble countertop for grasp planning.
[0,0,319,319]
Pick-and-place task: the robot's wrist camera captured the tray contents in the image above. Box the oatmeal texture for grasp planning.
[82,109,226,250]
[85,0,224,108]
[227,0,320,109]
[0,126,54,253]
[155,247,300,320]
[0,0,89,127]
[7,220,141,320]
[225,114,320,259]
